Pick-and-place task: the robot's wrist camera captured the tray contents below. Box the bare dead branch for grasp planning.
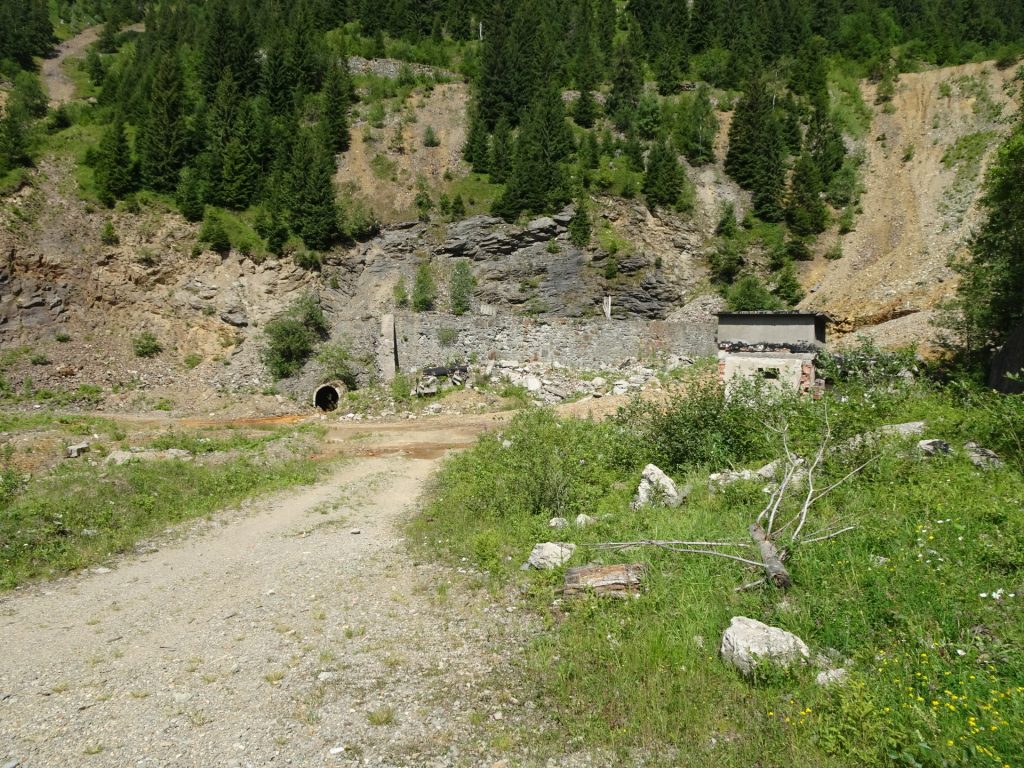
[800,525,857,544]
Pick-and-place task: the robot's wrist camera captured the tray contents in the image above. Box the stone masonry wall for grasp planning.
[378,312,717,377]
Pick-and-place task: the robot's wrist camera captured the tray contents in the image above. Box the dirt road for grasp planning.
[0,416,587,767]
[40,25,100,107]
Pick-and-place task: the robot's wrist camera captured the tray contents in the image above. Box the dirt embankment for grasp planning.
[802,62,1019,348]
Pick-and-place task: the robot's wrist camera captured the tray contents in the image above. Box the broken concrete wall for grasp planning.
[379,312,717,378]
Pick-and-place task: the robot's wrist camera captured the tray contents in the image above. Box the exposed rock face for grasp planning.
[720,616,810,676]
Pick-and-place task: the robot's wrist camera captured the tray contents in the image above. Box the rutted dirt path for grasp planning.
[40,25,100,107]
[0,419,591,767]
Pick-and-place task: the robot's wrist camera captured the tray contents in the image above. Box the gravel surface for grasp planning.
[0,450,604,767]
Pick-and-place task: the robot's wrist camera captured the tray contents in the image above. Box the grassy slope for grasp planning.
[0,422,328,589]
[409,380,1024,766]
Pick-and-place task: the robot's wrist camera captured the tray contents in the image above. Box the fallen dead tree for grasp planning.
[585,407,874,591]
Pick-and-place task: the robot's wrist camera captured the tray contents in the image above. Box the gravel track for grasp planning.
[0,450,565,767]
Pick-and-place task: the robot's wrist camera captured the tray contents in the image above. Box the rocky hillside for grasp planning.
[1,47,1019,410]
[802,62,1019,348]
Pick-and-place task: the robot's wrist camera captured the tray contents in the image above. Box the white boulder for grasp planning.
[523,542,576,570]
[631,464,684,509]
[720,616,810,676]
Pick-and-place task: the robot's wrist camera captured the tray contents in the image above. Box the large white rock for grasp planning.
[631,463,684,509]
[523,542,576,570]
[720,616,810,676]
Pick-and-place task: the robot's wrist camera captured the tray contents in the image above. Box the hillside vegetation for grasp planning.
[411,360,1024,766]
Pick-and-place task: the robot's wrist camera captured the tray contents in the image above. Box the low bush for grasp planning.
[131,331,162,358]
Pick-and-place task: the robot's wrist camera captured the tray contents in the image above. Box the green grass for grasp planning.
[942,131,999,173]
[0,452,326,589]
[409,379,1024,766]
[445,172,503,216]
[828,65,873,140]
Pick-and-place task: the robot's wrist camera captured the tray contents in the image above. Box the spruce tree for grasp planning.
[489,117,513,183]
[751,113,786,222]
[492,86,573,221]
[288,131,339,250]
[568,192,591,247]
[607,40,642,129]
[0,105,30,173]
[175,167,205,222]
[462,105,491,173]
[643,140,685,210]
[773,261,805,306]
[138,53,187,192]
[321,60,351,153]
[786,152,828,236]
[95,119,136,206]
[580,130,600,171]
[449,260,476,315]
[681,86,717,165]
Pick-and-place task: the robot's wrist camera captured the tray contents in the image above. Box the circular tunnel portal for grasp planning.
[314,383,342,411]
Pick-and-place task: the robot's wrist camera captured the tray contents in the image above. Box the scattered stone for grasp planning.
[91,567,112,574]
[708,469,757,488]
[720,616,810,677]
[523,375,542,392]
[816,668,849,687]
[870,555,890,567]
[548,517,568,529]
[317,672,336,682]
[415,376,439,397]
[964,442,1003,469]
[329,746,345,755]
[631,463,685,509]
[917,439,951,456]
[523,542,576,570]
[65,442,89,459]
[350,529,361,535]
[574,514,597,527]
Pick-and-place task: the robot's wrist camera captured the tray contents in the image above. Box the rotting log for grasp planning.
[562,563,647,598]
[748,523,791,589]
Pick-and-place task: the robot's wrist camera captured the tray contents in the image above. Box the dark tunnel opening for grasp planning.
[314,384,340,411]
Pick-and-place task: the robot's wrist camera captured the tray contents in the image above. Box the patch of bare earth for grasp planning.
[338,83,469,224]
[802,61,1019,349]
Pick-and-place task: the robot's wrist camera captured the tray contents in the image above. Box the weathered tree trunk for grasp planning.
[562,563,647,598]
[748,523,791,589]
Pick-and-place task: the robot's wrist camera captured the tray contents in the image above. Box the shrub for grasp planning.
[438,327,457,346]
[412,262,436,311]
[393,276,410,308]
[294,250,321,271]
[726,274,783,311]
[100,220,119,246]
[449,261,475,315]
[423,125,440,147]
[317,343,357,389]
[183,353,202,369]
[132,331,163,358]
[200,213,231,254]
[261,294,330,379]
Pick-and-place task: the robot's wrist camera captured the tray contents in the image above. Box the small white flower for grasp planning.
[956,649,967,656]
[979,593,989,598]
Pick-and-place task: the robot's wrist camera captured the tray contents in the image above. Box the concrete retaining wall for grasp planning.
[377,312,717,377]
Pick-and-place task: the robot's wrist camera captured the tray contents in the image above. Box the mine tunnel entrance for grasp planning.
[314,384,341,411]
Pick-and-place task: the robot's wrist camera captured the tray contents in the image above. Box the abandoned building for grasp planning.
[716,311,830,394]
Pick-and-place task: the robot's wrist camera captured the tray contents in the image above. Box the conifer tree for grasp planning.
[751,113,787,222]
[463,107,491,173]
[175,167,205,222]
[580,130,600,171]
[569,192,591,247]
[0,105,30,173]
[681,86,717,165]
[321,61,351,153]
[449,260,476,315]
[492,87,573,221]
[489,117,513,183]
[773,260,805,306]
[786,152,828,235]
[289,130,339,250]
[607,40,642,128]
[138,53,187,192]
[95,119,136,206]
[643,140,685,210]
